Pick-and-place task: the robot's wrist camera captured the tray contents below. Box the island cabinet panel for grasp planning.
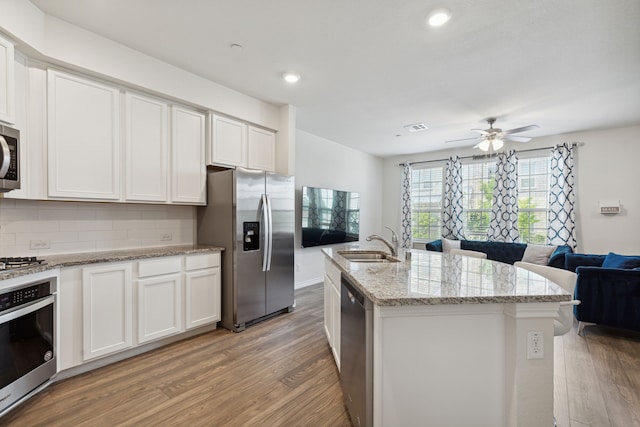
[47,70,121,200]
[324,258,341,369]
[0,34,15,124]
[82,263,133,361]
[125,93,169,202]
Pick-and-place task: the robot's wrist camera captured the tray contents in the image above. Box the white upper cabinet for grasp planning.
[171,106,206,205]
[47,70,121,200]
[0,34,15,124]
[247,126,276,172]
[208,114,276,172]
[125,93,169,202]
[209,114,246,167]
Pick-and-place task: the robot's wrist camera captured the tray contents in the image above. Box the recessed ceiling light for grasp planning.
[283,73,301,84]
[428,8,452,27]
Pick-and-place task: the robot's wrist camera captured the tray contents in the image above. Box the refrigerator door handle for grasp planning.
[261,194,270,272]
[265,194,273,271]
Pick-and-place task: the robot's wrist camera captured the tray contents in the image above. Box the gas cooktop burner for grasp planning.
[0,257,45,271]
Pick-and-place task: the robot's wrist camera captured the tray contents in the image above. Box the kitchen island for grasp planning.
[323,246,571,427]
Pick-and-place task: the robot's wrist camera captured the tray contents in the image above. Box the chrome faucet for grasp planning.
[366,226,399,256]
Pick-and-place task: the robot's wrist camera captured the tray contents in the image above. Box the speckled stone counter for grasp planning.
[322,245,571,306]
[0,245,224,281]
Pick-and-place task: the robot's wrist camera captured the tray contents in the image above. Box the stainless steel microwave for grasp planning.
[0,124,20,192]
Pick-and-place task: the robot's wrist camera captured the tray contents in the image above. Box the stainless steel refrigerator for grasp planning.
[197,167,295,332]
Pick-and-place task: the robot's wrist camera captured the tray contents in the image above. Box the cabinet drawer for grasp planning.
[138,256,182,278]
[185,252,221,271]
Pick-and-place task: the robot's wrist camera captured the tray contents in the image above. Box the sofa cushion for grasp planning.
[442,237,461,253]
[602,252,640,270]
[522,244,557,265]
[461,240,527,265]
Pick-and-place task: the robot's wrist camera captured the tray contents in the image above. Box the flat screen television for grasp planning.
[301,185,360,248]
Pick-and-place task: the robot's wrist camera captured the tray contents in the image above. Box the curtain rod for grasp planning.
[397,142,580,167]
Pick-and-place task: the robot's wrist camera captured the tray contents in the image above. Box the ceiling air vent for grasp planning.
[404,123,428,132]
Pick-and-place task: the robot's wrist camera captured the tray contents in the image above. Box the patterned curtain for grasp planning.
[400,163,412,249]
[330,190,347,231]
[306,187,321,228]
[487,150,520,242]
[547,143,577,249]
[442,156,465,239]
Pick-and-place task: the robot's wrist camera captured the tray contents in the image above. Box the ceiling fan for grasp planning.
[447,118,539,151]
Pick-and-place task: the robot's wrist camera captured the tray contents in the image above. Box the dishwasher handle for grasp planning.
[341,274,366,307]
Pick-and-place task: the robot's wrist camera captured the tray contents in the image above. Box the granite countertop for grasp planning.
[0,244,225,281]
[323,244,571,306]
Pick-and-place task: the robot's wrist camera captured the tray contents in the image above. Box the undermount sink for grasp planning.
[337,250,401,263]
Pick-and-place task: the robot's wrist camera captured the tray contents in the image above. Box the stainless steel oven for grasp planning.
[0,273,56,415]
[0,124,20,192]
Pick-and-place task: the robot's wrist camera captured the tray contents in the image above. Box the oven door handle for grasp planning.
[0,295,55,325]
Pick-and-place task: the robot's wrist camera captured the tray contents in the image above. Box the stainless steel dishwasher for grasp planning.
[341,274,373,427]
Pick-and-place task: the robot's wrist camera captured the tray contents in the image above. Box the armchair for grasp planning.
[565,253,640,333]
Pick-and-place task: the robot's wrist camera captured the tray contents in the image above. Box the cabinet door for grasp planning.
[209,114,246,167]
[125,93,169,202]
[47,70,121,200]
[82,263,133,360]
[184,268,221,329]
[0,34,14,124]
[171,106,205,204]
[247,126,276,172]
[137,274,182,343]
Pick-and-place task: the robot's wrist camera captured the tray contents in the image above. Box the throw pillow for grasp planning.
[442,237,461,253]
[521,244,557,265]
[602,252,640,269]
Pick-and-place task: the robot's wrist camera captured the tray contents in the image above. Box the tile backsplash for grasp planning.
[0,198,196,256]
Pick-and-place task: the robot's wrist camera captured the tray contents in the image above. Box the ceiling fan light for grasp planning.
[478,139,491,151]
[428,8,452,26]
[492,139,504,150]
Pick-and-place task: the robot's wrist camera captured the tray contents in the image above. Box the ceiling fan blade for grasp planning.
[505,135,532,143]
[503,124,539,135]
[445,136,482,143]
[471,129,489,135]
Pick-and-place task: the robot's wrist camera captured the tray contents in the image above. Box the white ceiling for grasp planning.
[30,0,640,157]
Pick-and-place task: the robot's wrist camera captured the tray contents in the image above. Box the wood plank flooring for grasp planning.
[2,284,639,426]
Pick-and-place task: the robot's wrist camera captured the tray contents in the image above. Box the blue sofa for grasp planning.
[565,253,640,332]
[425,239,572,268]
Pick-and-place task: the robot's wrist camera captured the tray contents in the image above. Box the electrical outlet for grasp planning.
[527,331,544,359]
[30,239,51,250]
[160,232,173,242]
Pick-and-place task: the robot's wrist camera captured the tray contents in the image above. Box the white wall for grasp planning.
[382,124,640,255]
[295,130,383,288]
[0,199,195,256]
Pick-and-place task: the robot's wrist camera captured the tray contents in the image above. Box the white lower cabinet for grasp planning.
[324,258,341,369]
[185,253,221,329]
[58,252,221,371]
[82,263,133,361]
[137,256,183,344]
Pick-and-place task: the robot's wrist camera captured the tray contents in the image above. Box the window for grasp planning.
[410,166,443,241]
[410,154,551,243]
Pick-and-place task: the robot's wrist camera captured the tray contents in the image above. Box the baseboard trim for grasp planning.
[295,277,323,289]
